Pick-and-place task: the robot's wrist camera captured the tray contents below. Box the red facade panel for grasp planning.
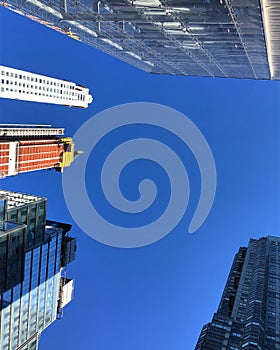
[0,139,66,176]
[17,139,64,173]
[0,143,11,177]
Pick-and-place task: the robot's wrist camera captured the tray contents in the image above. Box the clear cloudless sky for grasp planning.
[1,6,280,350]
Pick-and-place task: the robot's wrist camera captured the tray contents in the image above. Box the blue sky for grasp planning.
[1,6,280,349]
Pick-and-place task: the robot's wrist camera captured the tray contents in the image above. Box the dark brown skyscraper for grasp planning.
[195,236,280,350]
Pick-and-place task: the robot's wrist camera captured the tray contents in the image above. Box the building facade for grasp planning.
[0,124,82,178]
[0,190,76,350]
[0,65,93,107]
[195,236,280,350]
[1,0,279,80]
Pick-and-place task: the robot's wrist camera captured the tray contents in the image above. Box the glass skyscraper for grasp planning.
[195,235,280,350]
[0,190,76,350]
[1,0,279,79]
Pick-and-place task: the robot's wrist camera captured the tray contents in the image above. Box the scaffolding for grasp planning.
[0,124,64,137]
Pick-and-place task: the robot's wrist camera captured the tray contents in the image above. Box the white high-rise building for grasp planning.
[0,65,93,108]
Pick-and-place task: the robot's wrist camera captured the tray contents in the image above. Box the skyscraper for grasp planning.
[0,65,93,107]
[1,0,279,80]
[0,124,83,178]
[0,189,76,350]
[195,236,280,350]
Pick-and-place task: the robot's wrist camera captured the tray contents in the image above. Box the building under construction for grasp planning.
[1,0,279,80]
[0,124,82,178]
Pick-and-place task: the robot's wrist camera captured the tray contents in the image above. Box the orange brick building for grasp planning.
[0,125,78,177]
